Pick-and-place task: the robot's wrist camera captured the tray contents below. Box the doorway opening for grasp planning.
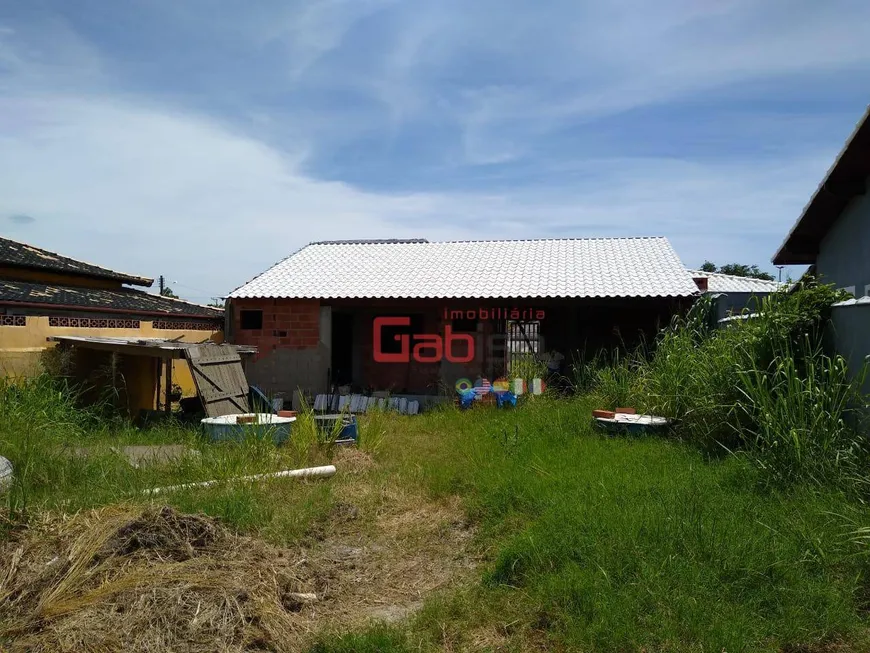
[331,313,354,386]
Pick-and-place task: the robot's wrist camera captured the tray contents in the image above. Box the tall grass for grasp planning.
[0,375,335,541]
[737,340,867,487]
[4,376,870,650]
[589,282,867,490]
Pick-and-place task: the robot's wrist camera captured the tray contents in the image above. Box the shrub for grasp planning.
[587,282,868,489]
[736,341,867,488]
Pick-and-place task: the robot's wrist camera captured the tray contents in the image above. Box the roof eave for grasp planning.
[3,260,154,287]
[771,104,870,266]
[229,293,698,300]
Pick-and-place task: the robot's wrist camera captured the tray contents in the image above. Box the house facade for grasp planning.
[688,269,783,322]
[773,105,870,294]
[0,236,224,411]
[772,105,870,390]
[227,238,700,406]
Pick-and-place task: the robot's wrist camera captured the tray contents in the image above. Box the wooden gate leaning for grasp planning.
[184,344,251,417]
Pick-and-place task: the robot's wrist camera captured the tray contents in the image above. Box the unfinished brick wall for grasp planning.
[229,298,328,400]
[231,298,321,358]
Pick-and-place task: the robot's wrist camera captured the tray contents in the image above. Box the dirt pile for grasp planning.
[0,506,313,652]
[0,495,478,652]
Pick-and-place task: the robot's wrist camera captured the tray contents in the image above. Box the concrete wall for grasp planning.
[830,303,870,395]
[713,292,768,322]
[816,174,870,295]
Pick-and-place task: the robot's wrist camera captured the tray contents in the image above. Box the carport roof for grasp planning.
[229,237,700,300]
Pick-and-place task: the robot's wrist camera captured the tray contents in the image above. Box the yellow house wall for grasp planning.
[0,316,223,410]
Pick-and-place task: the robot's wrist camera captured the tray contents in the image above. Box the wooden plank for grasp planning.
[164,358,173,414]
[185,344,250,417]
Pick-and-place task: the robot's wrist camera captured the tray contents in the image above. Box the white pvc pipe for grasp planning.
[143,465,336,496]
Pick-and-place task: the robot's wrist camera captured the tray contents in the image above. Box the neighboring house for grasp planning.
[772,105,870,390]
[0,236,224,411]
[688,269,783,322]
[227,237,700,404]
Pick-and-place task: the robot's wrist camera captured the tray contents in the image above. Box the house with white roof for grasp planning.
[688,269,784,322]
[227,237,700,402]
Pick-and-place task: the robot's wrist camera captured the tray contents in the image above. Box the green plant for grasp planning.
[569,349,606,394]
[592,349,642,410]
[736,340,867,488]
[509,355,548,384]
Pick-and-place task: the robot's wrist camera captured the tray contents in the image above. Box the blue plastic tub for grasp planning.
[201,413,295,444]
[314,414,357,442]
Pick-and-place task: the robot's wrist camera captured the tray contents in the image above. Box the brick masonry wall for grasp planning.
[231,298,321,358]
[230,298,328,399]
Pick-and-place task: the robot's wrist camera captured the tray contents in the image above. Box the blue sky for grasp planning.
[0,0,868,301]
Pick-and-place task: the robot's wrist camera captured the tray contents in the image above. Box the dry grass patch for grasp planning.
[0,471,478,651]
[0,505,313,652]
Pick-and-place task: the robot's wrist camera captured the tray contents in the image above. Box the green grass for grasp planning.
[3,377,870,651]
[0,375,339,543]
[364,399,870,652]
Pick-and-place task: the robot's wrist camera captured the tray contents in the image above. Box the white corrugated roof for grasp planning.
[229,238,699,299]
[688,270,784,294]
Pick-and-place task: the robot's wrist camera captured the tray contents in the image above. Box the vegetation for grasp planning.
[2,281,870,650]
[699,260,777,280]
[583,282,868,493]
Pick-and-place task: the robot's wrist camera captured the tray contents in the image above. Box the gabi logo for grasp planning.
[373,317,474,363]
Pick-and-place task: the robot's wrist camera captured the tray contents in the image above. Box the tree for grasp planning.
[700,262,775,281]
[160,286,179,298]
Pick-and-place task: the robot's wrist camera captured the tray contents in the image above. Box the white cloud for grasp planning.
[0,94,829,298]
[0,0,863,299]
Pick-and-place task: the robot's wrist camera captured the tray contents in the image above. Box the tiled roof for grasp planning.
[688,270,784,294]
[0,280,223,319]
[0,236,152,287]
[229,238,700,299]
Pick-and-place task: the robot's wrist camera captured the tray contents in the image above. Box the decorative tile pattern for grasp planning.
[153,320,218,331]
[229,237,701,300]
[0,315,26,326]
[49,317,140,329]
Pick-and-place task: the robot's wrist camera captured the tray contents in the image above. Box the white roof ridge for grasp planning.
[308,236,669,245]
[229,237,699,300]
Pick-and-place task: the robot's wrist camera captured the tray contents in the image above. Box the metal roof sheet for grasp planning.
[688,270,784,294]
[229,237,699,300]
[48,335,256,356]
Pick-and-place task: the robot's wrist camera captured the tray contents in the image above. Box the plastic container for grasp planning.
[201,413,295,444]
[313,414,357,442]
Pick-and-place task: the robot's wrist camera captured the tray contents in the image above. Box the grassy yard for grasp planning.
[2,378,870,652]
